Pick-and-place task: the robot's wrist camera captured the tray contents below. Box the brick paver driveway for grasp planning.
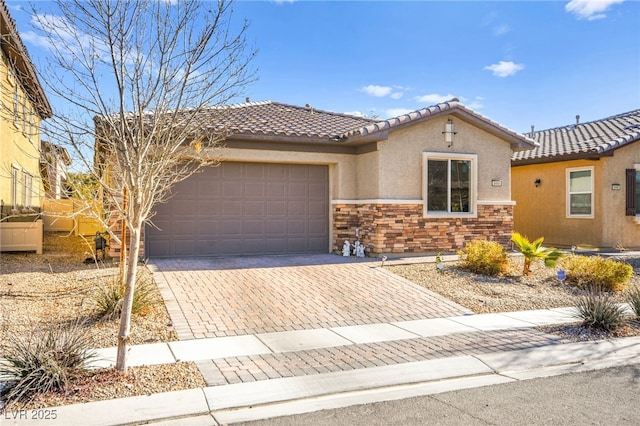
[149,255,471,340]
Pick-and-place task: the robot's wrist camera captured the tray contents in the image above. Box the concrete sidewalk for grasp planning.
[4,307,640,425]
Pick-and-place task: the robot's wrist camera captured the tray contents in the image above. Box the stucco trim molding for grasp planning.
[477,200,516,206]
[331,199,423,205]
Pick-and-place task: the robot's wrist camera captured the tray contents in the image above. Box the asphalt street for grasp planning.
[235,363,640,426]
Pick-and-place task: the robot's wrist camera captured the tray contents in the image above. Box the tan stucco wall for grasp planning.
[370,115,514,201]
[512,159,604,248]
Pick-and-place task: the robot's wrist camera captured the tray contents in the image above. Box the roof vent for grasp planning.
[245,97,250,103]
[576,114,580,124]
[530,125,535,138]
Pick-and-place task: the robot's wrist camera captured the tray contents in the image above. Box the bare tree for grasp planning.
[29,0,256,371]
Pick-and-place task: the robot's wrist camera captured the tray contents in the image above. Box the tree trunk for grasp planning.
[115,223,141,372]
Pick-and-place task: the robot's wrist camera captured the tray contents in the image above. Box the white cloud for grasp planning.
[415,93,456,104]
[458,96,485,110]
[361,85,393,97]
[493,24,511,36]
[484,61,525,77]
[390,92,404,100]
[344,110,367,118]
[565,0,625,21]
[386,108,414,118]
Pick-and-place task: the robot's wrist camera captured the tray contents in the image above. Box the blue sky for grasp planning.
[7,0,640,133]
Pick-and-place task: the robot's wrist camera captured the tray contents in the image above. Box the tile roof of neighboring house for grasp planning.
[512,109,640,164]
[194,99,537,150]
[0,0,52,118]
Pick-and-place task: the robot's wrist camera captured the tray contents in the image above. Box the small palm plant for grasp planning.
[511,232,563,276]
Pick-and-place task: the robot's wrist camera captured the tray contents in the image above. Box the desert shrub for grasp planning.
[93,271,158,320]
[0,321,95,405]
[562,255,633,292]
[511,233,563,276]
[457,240,508,277]
[574,285,628,331]
[626,284,640,318]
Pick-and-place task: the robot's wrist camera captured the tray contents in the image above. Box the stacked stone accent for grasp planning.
[333,203,513,256]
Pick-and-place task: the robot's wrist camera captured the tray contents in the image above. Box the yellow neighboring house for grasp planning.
[512,110,640,250]
[1,1,52,220]
[1,1,52,254]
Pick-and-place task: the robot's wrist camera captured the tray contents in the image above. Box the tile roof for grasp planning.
[0,0,52,118]
[198,101,376,141]
[339,99,536,150]
[197,99,536,150]
[512,109,640,164]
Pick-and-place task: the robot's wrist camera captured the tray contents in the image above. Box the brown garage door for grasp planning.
[145,162,329,257]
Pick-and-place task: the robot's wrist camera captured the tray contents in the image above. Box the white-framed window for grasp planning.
[423,152,477,217]
[13,82,19,127]
[566,166,594,218]
[22,171,33,208]
[11,166,19,209]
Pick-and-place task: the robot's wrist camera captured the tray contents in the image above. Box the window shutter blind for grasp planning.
[626,169,636,216]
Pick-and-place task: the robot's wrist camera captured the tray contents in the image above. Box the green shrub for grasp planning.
[574,286,628,331]
[511,233,563,276]
[0,321,95,405]
[562,255,633,292]
[94,271,158,320]
[626,284,640,318]
[457,240,508,277]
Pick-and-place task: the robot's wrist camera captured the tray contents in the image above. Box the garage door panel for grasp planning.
[244,201,265,216]
[265,220,285,234]
[267,182,286,197]
[223,201,243,215]
[223,181,243,197]
[245,181,265,197]
[244,220,264,234]
[198,201,219,216]
[287,200,306,215]
[267,201,286,215]
[220,220,242,234]
[146,162,328,257]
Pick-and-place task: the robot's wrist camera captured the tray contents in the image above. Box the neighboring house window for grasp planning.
[13,82,19,127]
[22,171,33,208]
[567,167,594,218]
[11,166,19,209]
[423,153,477,217]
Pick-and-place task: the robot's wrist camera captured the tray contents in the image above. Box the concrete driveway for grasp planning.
[149,255,471,340]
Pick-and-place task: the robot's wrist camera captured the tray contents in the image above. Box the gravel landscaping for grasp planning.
[1,232,205,410]
[2,234,639,411]
[386,255,640,314]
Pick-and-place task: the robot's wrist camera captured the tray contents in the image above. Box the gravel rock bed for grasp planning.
[386,255,640,314]
[1,232,205,410]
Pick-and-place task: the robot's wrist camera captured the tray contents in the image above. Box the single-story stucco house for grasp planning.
[511,109,640,250]
[131,99,536,258]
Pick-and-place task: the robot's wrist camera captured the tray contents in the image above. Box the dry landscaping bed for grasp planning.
[1,232,205,410]
[2,235,639,411]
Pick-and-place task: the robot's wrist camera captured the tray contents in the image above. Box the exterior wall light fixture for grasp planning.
[443,119,456,147]
[535,178,541,187]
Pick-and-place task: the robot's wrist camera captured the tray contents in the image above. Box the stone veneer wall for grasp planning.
[333,203,513,255]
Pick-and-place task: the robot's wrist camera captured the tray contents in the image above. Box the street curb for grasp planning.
[4,336,639,425]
